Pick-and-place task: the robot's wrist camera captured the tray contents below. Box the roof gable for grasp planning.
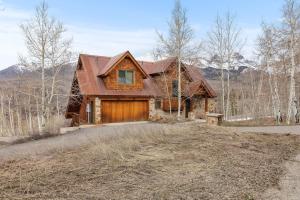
[139,57,176,75]
[71,52,215,98]
[98,51,148,78]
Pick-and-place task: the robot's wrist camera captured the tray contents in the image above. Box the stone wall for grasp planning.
[149,98,155,120]
[208,98,217,113]
[191,97,217,119]
[94,97,101,124]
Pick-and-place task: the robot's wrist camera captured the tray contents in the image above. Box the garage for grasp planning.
[101,100,149,123]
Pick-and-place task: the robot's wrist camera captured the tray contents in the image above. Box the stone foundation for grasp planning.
[95,97,101,124]
[149,98,155,120]
[92,97,216,123]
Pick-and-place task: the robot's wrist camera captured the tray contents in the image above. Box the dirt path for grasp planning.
[263,154,300,200]
[236,125,300,199]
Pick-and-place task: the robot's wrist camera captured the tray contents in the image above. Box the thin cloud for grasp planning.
[0,10,158,69]
[0,3,30,68]
[67,25,157,60]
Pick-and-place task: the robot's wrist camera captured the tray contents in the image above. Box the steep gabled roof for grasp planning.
[76,53,162,97]
[74,51,216,98]
[139,57,176,75]
[185,65,217,98]
[98,51,148,78]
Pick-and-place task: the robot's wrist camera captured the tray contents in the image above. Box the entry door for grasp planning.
[185,98,191,118]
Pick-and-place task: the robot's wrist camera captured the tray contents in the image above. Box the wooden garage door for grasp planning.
[101,100,149,123]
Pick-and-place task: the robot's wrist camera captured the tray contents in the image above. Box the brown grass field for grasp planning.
[0,123,299,199]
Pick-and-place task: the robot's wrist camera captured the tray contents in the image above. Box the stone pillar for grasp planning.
[149,98,155,120]
[95,97,101,124]
[208,98,217,113]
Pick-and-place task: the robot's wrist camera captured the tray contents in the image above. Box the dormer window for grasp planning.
[118,70,133,84]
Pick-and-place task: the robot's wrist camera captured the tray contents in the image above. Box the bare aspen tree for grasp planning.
[207,15,226,116]
[47,21,73,117]
[7,95,14,136]
[20,1,49,129]
[162,71,172,115]
[15,95,23,135]
[154,0,200,120]
[28,95,33,134]
[224,12,243,120]
[258,23,281,119]
[207,12,243,120]
[256,65,265,117]
[20,1,73,131]
[281,0,300,123]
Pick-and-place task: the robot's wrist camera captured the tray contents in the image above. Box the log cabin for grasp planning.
[65,51,217,126]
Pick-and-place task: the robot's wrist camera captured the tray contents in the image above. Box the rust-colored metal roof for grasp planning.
[139,57,176,75]
[185,80,217,98]
[98,51,127,76]
[77,53,162,97]
[76,52,216,98]
[98,51,148,78]
[185,65,217,98]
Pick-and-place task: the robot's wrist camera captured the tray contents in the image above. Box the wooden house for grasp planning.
[65,51,217,125]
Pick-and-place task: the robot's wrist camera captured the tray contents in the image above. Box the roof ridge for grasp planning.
[80,53,112,59]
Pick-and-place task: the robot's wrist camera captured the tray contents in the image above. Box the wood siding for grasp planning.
[151,62,191,99]
[101,100,149,123]
[103,57,144,90]
[162,98,184,111]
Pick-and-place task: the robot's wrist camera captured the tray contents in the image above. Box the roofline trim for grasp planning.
[98,51,149,78]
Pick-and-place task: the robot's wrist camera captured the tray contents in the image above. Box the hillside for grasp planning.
[0,56,256,82]
[0,64,76,80]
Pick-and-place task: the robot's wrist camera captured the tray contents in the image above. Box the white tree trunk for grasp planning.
[177,57,181,120]
[287,46,297,124]
[36,96,42,133]
[41,52,46,130]
[225,68,230,120]
[273,72,281,119]
[163,72,172,115]
[15,98,22,135]
[267,60,277,118]
[8,98,14,136]
[220,64,225,116]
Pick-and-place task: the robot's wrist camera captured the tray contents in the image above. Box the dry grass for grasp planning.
[0,123,299,199]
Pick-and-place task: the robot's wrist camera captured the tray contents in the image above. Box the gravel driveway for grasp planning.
[0,122,161,162]
[236,125,300,135]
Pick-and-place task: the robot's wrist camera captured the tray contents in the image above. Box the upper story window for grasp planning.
[172,80,178,97]
[118,70,133,84]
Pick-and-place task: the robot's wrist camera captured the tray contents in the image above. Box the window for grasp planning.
[155,99,161,109]
[172,80,178,97]
[118,70,133,84]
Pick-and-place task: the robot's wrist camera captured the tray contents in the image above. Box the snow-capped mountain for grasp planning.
[0,64,31,78]
[199,53,257,80]
[0,63,76,80]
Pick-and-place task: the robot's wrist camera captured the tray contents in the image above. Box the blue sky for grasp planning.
[0,0,284,69]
